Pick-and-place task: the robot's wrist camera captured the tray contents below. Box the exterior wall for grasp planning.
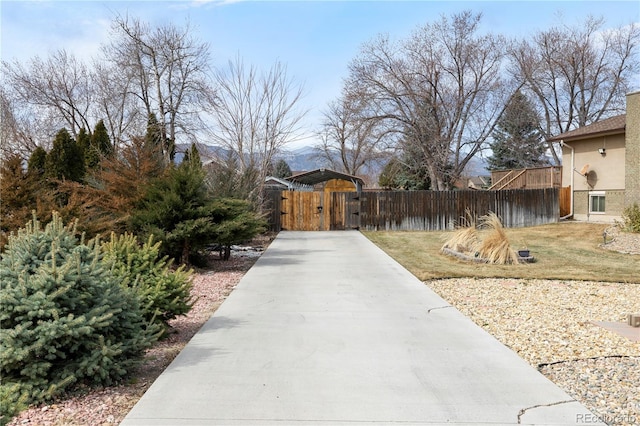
[625,91,640,207]
[561,133,626,221]
[561,134,626,190]
[573,190,625,223]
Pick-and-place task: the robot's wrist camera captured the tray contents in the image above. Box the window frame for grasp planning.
[589,191,606,214]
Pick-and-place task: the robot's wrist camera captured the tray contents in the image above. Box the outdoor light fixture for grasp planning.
[598,148,606,156]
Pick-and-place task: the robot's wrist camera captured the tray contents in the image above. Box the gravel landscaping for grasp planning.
[427,278,639,426]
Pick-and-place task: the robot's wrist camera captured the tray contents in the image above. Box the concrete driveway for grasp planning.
[121,231,602,425]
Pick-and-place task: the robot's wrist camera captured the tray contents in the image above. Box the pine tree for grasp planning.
[271,159,292,179]
[0,214,157,420]
[131,152,266,264]
[182,143,202,169]
[89,120,113,168]
[0,153,60,251]
[378,156,430,190]
[27,146,47,179]
[131,157,216,264]
[0,155,37,249]
[145,113,174,166]
[145,113,167,169]
[44,129,85,182]
[209,198,266,260]
[102,233,193,335]
[56,136,166,237]
[76,127,92,167]
[488,91,548,171]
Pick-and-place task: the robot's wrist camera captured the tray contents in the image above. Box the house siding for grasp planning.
[561,134,626,190]
[625,91,640,207]
[573,189,625,222]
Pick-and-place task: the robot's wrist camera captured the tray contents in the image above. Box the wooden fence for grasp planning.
[560,186,571,217]
[265,188,560,232]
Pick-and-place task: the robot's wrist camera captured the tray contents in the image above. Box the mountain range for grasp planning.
[176,143,490,187]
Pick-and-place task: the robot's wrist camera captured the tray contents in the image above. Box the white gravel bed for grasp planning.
[427,278,640,426]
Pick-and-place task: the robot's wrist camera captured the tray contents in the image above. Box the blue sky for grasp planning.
[2,1,639,148]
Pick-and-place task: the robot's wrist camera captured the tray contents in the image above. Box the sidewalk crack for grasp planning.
[426,305,452,313]
[517,399,575,424]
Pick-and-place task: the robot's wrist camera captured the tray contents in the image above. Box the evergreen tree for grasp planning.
[0,214,157,420]
[0,155,37,249]
[0,153,63,251]
[182,143,202,169]
[102,233,193,335]
[84,120,112,170]
[27,146,47,179]
[131,154,265,264]
[76,128,92,167]
[488,91,548,171]
[131,157,216,264]
[209,198,267,260]
[145,113,167,169]
[91,120,113,160]
[44,129,85,182]
[378,156,430,190]
[271,159,292,179]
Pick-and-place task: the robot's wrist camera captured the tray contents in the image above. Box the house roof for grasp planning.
[287,168,365,187]
[547,114,626,142]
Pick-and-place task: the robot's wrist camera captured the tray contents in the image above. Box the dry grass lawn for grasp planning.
[364,222,639,283]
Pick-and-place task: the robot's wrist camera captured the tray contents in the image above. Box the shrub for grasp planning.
[621,203,640,233]
[442,211,479,254]
[102,233,194,335]
[209,198,267,260]
[0,214,157,424]
[476,212,519,264]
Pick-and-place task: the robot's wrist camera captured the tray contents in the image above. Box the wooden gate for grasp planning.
[560,186,571,217]
[279,191,360,231]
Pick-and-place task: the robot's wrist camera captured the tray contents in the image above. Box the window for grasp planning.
[589,192,605,214]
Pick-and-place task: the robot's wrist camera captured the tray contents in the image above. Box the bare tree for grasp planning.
[2,49,94,141]
[92,60,145,151]
[510,17,640,164]
[207,57,306,202]
[315,92,391,176]
[0,87,40,161]
[104,15,212,163]
[346,11,511,190]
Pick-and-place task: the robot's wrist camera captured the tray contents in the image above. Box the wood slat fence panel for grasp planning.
[490,167,562,190]
[560,186,571,217]
[265,188,560,231]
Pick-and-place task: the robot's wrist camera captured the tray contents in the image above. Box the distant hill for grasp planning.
[176,143,491,187]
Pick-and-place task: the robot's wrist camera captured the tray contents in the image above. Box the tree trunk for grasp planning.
[181,241,190,265]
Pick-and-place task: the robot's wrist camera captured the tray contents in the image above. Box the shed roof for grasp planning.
[287,168,365,187]
[547,114,626,142]
[264,176,313,191]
